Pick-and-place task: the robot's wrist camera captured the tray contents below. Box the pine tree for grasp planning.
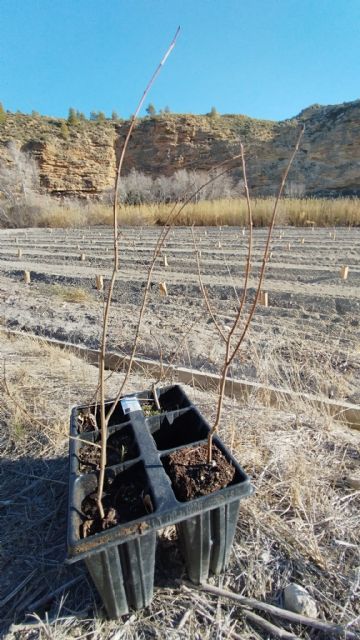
[67,107,78,125]
[146,103,156,116]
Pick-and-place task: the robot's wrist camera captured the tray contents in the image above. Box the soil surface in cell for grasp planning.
[164,443,236,501]
[81,471,152,538]
[78,428,138,472]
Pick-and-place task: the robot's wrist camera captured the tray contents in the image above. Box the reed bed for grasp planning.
[19,197,360,229]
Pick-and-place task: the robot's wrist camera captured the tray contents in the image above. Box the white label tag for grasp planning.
[120,397,142,414]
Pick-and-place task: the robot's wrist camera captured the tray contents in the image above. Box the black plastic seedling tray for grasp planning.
[67,384,253,617]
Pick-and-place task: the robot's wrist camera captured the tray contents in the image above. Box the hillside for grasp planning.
[0,100,359,198]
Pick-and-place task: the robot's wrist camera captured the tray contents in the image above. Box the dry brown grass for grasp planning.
[0,332,359,639]
[52,284,93,304]
[36,283,94,304]
[7,196,360,229]
[6,198,360,228]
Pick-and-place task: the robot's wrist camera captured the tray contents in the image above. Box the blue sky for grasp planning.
[1,0,359,121]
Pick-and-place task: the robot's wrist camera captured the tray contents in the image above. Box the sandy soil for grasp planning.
[0,225,359,405]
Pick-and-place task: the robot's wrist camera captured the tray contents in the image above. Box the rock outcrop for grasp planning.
[0,100,359,199]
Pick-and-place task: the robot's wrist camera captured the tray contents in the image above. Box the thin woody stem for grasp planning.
[191,226,227,342]
[207,127,305,461]
[112,27,180,270]
[227,143,253,341]
[227,126,305,368]
[96,28,180,518]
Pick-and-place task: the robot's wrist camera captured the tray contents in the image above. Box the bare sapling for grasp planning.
[193,129,305,463]
[85,154,245,422]
[96,28,180,520]
[103,153,245,427]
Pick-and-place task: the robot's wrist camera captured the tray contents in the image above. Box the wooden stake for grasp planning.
[17,248,22,258]
[80,253,86,261]
[340,265,349,280]
[300,237,304,244]
[287,242,291,251]
[259,291,268,307]
[218,241,222,248]
[163,255,168,267]
[159,282,168,296]
[95,275,104,291]
[23,270,31,284]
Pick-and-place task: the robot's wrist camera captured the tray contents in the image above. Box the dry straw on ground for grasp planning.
[1,332,359,639]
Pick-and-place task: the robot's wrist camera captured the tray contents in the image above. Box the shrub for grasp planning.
[60,121,69,140]
[0,102,6,124]
[208,106,219,118]
[67,108,78,125]
[146,103,156,116]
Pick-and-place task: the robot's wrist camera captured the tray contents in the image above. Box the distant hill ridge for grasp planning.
[0,99,359,198]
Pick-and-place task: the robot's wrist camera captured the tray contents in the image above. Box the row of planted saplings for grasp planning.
[67,385,253,618]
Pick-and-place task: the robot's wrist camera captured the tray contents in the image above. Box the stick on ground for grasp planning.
[180,581,360,640]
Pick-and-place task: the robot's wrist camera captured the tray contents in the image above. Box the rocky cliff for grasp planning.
[0,100,359,199]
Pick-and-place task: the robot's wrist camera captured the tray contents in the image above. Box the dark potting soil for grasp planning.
[163,443,236,502]
[80,467,153,538]
[78,429,138,472]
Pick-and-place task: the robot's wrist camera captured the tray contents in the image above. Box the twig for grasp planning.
[243,609,301,640]
[206,127,305,462]
[152,382,161,411]
[226,143,253,338]
[0,570,37,608]
[191,225,227,342]
[180,581,360,639]
[68,434,101,449]
[96,28,180,518]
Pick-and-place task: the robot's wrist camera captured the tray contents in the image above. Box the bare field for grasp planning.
[1,225,359,404]
[0,225,360,639]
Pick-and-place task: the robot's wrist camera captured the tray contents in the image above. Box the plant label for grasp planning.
[120,397,142,414]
